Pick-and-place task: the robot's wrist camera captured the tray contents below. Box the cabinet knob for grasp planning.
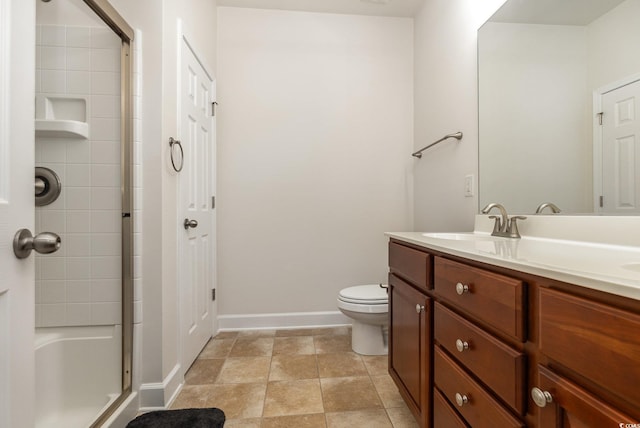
[531,387,553,408]
[455,393,469,407]
[455,282,470,295]
[415,304,425,313]
[455,339,470,352]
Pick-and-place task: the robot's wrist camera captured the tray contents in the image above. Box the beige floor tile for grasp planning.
[213,331,238,340]
[223,418,262,427]
[275,328,316,337]
[371,375,405,408]
[386,405,419,428]
[238,329,276,338]
[314,335,352,354]
[273,336,315,355]
[321,376,382,412]
[269,354,319,381]
[362,355,389,376]
[185,358,224,385]
[229,337,274,357]
[312,326,350,336]
[317,352,367,378]
[326,409,392,428]
[263,379,324,417]
[261,413,327,428]
[218,356,271,384]
[170,385,212,409]
[198,338,235,359]
[206,383,267,419]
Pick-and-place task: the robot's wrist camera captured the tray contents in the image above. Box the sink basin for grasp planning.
[621,262,640,273]
[421,232,499,241]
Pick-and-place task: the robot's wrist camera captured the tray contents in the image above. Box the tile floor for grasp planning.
[170,327,419,427]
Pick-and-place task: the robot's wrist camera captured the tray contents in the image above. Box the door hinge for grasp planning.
[599,195,604,207]
[597,112,604,125]
[212,289,216,301]
[211,196,215,209]
[212,101,218,117]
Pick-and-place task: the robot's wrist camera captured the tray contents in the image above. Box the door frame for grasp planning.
[592,72,640,213]
[175,21,217,378]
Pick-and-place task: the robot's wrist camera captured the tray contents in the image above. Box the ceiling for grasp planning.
[217,0,426,18]
[489,0,627,25]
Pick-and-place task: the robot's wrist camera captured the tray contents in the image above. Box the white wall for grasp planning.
[478,23,591,214]
[587,0,640,91]
[413,0,507,231]
[217,7,414,320]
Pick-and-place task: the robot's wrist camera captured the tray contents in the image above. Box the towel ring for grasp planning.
[169,137,184,172]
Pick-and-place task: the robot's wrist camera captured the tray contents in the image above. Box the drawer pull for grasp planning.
[455,339,470,352]
[455,393,469,407]
[531,387,553,408]
[455,282,470,295]
[415,304,425,313]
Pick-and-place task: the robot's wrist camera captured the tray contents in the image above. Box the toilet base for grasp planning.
[351,320,388,356]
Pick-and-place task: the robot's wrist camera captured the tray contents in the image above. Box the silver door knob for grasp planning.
[531,387,553,408]
[13,229,61,259]
[455,339,470,352]
[184,218,198,229]
[415,304,425,313]
[456,282,470,295]
[455,393,469,407]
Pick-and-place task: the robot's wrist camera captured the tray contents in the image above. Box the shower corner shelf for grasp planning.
[35,119,89,139]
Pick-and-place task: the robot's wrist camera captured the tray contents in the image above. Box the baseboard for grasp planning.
[138,363,182,410]
[217,310,351,331]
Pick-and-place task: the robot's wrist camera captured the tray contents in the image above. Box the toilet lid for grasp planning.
[338,284,388,304]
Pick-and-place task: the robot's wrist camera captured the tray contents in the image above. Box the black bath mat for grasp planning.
[126,408,225,428]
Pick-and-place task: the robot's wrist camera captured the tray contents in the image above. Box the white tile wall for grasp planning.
[35,25,124,328]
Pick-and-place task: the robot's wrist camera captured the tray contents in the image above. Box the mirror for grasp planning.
[478,0,640,215]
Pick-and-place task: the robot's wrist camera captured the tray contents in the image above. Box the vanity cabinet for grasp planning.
[388,242,432,426]
[387,237,640,428]
[534,287,640,426]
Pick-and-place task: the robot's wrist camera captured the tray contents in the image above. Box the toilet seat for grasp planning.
[338,284,388,305]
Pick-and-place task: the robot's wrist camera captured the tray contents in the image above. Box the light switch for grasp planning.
[464,174,474,197]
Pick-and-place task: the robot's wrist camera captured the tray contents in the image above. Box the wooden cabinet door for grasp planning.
[389,273,431,427]
[535,366,638,428]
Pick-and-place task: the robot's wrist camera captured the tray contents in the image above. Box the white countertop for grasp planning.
[386,216,640,301]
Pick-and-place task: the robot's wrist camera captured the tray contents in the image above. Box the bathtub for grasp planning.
[35,325,121,428]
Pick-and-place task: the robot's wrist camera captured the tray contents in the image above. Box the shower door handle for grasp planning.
[13,229,61,259]
[184,218,198,230]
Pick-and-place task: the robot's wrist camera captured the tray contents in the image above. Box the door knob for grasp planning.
[13,229,61,259]
[184,218,198,229]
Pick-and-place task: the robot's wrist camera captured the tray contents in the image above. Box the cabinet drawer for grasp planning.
[434,257,525,341]
[434,388,469,428]
[389,241,431,290]
[434,347,524,428]
[539,287,640,412]
[434,303,526,415]
[535,365,637,427]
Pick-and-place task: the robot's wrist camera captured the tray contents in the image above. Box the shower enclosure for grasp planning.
[34,0,133,426]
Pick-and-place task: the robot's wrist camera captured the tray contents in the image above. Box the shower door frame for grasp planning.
[80,1,134,426]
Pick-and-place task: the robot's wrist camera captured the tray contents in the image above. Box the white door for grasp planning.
[601,79,640,213]
[178,36,216,372]
[0,1,36,427]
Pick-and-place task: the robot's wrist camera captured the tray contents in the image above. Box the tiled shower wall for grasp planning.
[35,24,122,327]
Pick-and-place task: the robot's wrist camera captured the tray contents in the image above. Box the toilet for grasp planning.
[337,284,389,355]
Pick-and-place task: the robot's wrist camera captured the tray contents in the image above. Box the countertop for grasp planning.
[386,216,640,301]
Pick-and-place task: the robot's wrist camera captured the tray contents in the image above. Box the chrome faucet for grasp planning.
[535,202,561,214]
[481,203,526,239]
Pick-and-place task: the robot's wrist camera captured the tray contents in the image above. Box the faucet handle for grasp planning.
[488,215,502,234]
[507,216,527,238]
